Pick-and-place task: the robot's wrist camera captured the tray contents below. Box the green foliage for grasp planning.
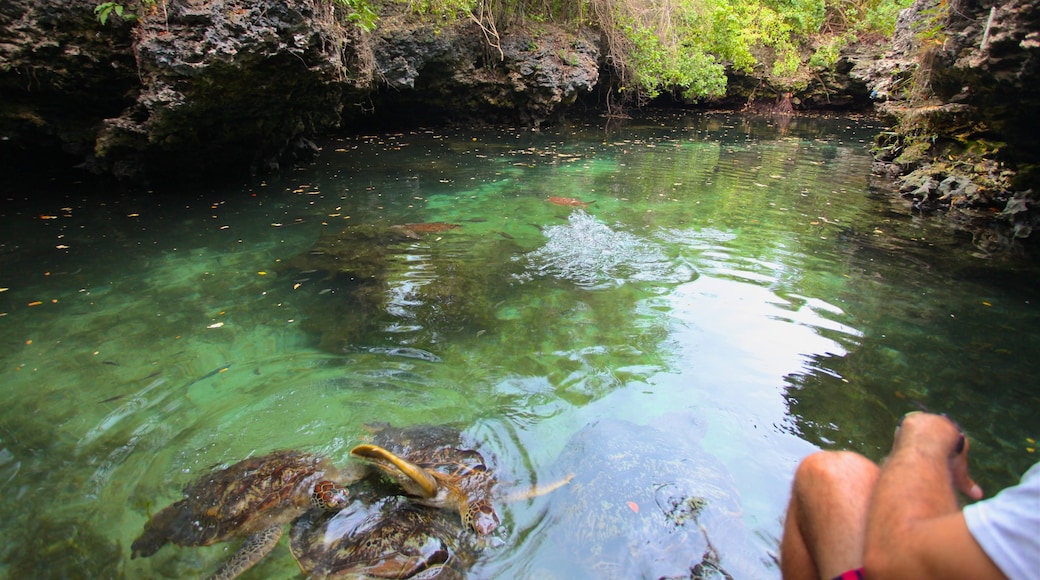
[403,0,476,19]
[94,0,153,24]
[763,0,826,32]
[94,2,131,24]
[858,0,909,35]
[336,0,380,31]
[809,34,848,69]
[618,18,727,100]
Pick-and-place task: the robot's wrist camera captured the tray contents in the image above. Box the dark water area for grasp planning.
[1,111,1038,578]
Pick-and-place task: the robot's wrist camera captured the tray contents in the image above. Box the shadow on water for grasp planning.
[0,112,1038,577]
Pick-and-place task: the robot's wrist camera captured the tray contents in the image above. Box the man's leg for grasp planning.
[780,451,881,580]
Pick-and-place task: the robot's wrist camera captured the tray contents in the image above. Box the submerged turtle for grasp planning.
[547,196,594,208]
[390,222,461,238]
[131,450,355,579]
[289,479,477,579]
[348,423,501,536]
[534,417,765,579]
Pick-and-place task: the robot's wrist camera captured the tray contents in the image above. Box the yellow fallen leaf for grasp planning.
[257,271,267,276]
[27,301,43,307]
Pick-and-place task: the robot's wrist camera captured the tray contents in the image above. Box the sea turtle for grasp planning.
[289,478,477,579]
[547,196,594,208]
[130,449,356,579]
[348,423,501,536]
[531,417,766,579]
[389,222,461,239]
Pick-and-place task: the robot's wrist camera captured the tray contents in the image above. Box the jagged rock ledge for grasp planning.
[1,0,604,181]
[852,0,1040,253]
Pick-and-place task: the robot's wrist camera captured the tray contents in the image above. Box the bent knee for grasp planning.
[796,451,879,488]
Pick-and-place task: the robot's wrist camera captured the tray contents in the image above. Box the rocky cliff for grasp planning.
[855,0,1040,251]
[1,0,602,181]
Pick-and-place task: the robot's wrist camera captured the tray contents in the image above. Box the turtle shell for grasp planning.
[355,424,499,535]
[131,449,337,557]
[536,418,758,579]
[289,482,475,579]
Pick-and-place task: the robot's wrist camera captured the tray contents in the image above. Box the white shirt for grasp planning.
[963,462,1040,580]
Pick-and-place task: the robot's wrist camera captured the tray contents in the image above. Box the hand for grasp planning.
[894,412,984,501]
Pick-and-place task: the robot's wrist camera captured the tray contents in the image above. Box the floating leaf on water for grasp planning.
[982,301,992,307]
[27,301,43,307]
[56,244,70,249]
[207,322,224,329]
[627,501,639,513]
[257,271,267,276]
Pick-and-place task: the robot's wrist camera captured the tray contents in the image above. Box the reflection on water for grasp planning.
[1,112,1039,578]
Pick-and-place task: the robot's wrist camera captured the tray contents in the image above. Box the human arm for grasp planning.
[862,412,1005,579]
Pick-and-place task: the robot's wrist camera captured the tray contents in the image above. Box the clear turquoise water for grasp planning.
[1,112,1038,578]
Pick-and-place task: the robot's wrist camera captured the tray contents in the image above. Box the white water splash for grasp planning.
[518,210,696,289]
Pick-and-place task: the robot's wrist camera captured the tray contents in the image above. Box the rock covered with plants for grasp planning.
[861,0,1040,251]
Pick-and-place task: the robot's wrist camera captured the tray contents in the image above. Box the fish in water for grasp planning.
[547,196,594,208]
[184,364,231,388]
[390,222,461,239]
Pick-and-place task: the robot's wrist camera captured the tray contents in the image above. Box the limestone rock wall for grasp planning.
[0,0,603,181]
[855,0,1040,251]
[0,0,138,162]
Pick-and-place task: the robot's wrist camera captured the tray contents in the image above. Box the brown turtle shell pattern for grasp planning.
[289,483,474,580]
[131,450,336,557]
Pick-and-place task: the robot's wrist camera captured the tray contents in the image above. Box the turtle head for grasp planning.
[463,499,499,535]
[311,480,350,511]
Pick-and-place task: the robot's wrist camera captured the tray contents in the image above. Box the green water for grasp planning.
[1,112,1038,578]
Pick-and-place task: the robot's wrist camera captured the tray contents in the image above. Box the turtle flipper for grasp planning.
[350,444,439,498]
[501,473,575,502]
[207,525,283,580]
